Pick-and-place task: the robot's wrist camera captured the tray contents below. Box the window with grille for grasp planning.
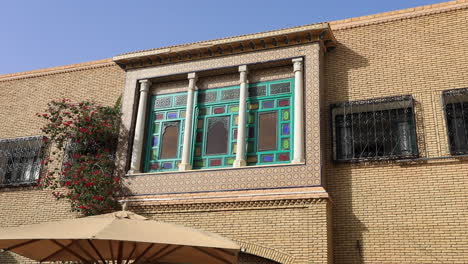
[145,79,294,172]
[443,88,468,155]
[331,95,418,161]
[0,136,46,187]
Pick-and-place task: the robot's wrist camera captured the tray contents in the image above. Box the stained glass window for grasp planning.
[145,79,294,171]
[258,112,278,151]
[206,116,230,155]
[160,122,180,159]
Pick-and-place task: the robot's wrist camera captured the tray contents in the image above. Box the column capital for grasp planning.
[292,58,303,72]
[139,79,151,92]
[187,72,198,80]
[239,65,248,73]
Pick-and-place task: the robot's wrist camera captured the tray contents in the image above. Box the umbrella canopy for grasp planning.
[0,211,239,264]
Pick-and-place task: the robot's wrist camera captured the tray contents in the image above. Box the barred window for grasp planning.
[443,88,468,155]
[331,95,418,161]
[0,136,46,187]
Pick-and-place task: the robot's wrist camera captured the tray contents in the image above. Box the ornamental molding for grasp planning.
[128,198,328,213]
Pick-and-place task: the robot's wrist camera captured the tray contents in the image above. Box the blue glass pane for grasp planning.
[262,154,274,162]
[262,101,274,109]
[152,136,159,146]
[282,124,290,135]
[162,162,173,169]
[167,112,178,119]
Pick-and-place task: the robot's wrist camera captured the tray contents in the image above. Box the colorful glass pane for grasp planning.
[282,110,290,121]
[262,101,274,109]
[258,112,278,151]
[153,123,160,134]
[196,132,203,142]
[160,122,179,159]
[162,162,173,169]
[155,113,164,120]
[278,153,290,161]
[180,110,186,117]
[149,163,159,170]
[232,143,237,154]
[247,155,257,163]
[152,136,159,146]
[249,103,259,110]
[197,119,204,129]
[206,116,230,155]
[229,105,239,112]
[282,124,290,135]
[167,112,178,119]
[262,154,274,162]
[151,149,158,160]
[278,99,290,107]
[233,129,238,139]
[194,160,205,167]
[282,138,290,150]
[234,115,239,125]
[209,159,222,166]
[226,158,235,165]
[195,147,201,157]
[213,107,225,114]
[248,114,254,124]
[247,142,254,153]
[248,127,255,137]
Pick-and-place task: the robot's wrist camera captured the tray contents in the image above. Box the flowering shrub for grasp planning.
[37,99,121,216]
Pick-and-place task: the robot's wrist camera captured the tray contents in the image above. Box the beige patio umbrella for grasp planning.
[0,211,239,264]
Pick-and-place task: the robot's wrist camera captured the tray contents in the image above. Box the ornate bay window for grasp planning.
[331,95,418,161]
[145,78,294,172]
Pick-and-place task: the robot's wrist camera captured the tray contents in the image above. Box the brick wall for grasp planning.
[0,61,126,263]
[325,6,468,264]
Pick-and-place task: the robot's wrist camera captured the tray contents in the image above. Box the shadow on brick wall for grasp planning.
[324,43,370,264]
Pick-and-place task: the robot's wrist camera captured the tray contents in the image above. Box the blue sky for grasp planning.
[0,0,445,75]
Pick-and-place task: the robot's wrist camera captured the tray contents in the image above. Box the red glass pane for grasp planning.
[278,153,290,161]
[209,159,222,166]
[213,107,225,114]
[278,99,290,107]
[155,113,164,120]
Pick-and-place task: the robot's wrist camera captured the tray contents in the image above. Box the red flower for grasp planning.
[64,181,71,186]
[42,114,48,117]
[85,182,94,187]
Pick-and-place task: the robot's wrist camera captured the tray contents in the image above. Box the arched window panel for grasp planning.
[205,116,230,155]
[160,122,180,159]
[258,112,278,151]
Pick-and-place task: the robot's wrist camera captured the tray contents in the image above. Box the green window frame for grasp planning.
[144,78,294,172]
[145,92,187,172]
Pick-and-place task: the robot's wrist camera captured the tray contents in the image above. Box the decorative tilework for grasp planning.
[121,43,322,194]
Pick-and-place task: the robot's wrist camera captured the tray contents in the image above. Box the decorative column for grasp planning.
[128,79,151,174]
[179,72,198,171]
[234,65,249,167]
[292,58,305,163]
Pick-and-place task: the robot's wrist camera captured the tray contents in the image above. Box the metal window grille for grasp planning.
[442,88,468,155]
[331,95,418,161]
[0,136,47,187]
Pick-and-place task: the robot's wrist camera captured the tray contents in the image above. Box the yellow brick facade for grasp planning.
[0,1,467,263]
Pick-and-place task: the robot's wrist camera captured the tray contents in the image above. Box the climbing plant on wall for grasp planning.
[36,98,121,216]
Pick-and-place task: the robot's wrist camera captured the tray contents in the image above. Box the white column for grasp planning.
[234,65,249,167]
[128,79,151,174]
[179,72,198,171]
[292,58,305,163]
